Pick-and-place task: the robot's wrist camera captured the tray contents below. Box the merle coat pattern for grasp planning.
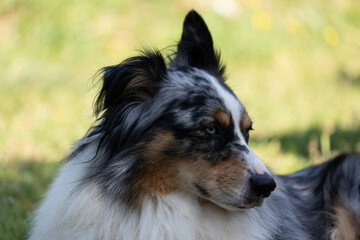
[29,10,360,240]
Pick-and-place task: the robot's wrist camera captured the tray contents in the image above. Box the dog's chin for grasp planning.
[223,199,265,211]
[203,196,266,212]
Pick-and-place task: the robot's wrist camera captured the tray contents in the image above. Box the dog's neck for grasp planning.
[131,191,278,240]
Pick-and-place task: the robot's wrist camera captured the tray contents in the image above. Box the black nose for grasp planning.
[250,174,276,198]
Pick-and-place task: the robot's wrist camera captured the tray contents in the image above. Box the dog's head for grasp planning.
[91,10,276,211]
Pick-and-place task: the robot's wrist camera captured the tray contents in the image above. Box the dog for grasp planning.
[29,10,360,240]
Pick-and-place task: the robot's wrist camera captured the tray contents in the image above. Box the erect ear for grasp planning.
[172,10,225,78]
[95,50,167,115]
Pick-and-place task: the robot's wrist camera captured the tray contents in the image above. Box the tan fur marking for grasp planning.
[178,155,248,203]
[136,131,179,195]
[214,109,230,127]
[213,157,247,188]
[139,167,178,195]
[240,111,252,131]
[330,204,360,240]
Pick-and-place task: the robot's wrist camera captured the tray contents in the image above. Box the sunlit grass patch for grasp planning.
[0,159,58,240]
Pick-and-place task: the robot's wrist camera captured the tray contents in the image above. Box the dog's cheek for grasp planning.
[134,130,209,195]
[137,166,179,195]
[135,130,182,195]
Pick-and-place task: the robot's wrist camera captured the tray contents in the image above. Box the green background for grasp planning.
[1,0,360,238]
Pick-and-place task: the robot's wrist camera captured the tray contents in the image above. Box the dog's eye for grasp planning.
[245,131,250,143]
[244,127,254,143]
[206,125,217,135]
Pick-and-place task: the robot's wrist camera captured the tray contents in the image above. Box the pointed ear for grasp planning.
[173,10,225,78]
[95,50,166,115]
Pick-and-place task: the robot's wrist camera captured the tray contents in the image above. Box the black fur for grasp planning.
[92,50,167,164]
[172,10,225,79]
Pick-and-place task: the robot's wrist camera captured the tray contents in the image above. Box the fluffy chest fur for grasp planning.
[31,152,278,240]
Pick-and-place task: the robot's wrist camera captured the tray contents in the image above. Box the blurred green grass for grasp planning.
[1,0,360,238]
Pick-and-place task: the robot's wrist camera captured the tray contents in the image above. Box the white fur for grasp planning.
[30,143,279,240]
[204,72,270,175]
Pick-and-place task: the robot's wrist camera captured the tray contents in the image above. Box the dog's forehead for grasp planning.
[167,68,245,124]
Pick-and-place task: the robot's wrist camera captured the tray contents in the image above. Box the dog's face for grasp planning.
[93,10,275,211]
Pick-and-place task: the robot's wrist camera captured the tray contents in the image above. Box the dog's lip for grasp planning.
[237,198,264,209]
[237,203,256,209]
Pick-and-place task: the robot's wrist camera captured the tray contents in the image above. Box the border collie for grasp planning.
[30,10,360,240]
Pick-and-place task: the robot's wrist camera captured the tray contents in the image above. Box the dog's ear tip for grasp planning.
[183,10,206,27]
[180,10,212,47]
[174,10,225,79]
[185,10,201,19]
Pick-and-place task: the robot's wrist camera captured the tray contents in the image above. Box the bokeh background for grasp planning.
[1,0,360,238]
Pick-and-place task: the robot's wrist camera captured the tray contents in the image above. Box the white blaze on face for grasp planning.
[205,72,271,176]
[245,148,270,175]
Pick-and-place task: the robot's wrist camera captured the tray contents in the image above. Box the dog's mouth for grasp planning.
[194,182,269,211]
[201,195,266,211]
[238,204,256,209]
[236,198,264,210]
